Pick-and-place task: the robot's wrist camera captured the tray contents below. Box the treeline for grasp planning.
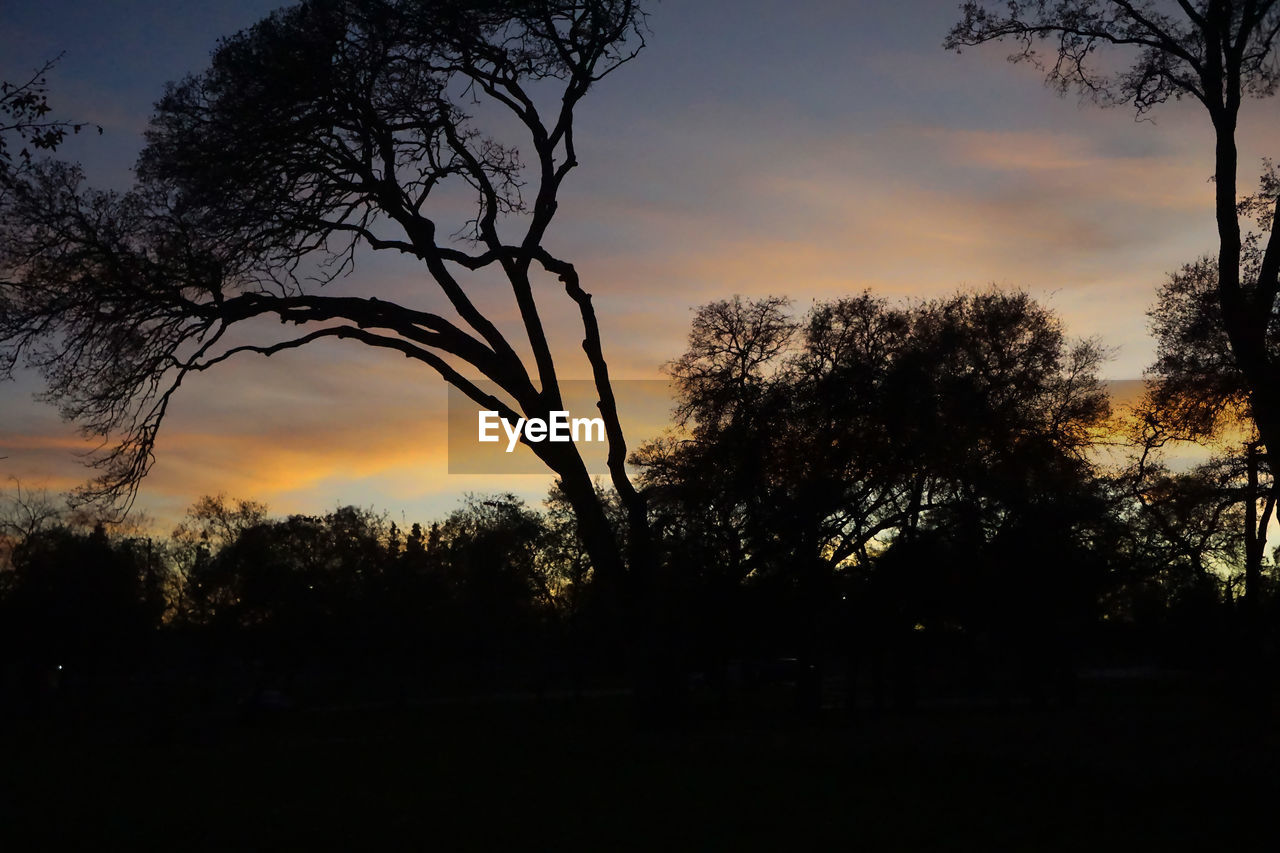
[0,289,1275,714]
[0,489,615,711]
[636,289,1276,699]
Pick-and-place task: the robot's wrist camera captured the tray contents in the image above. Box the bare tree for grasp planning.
[947,1,1280,491]
[0,478,65,544]
[0,1,652,591]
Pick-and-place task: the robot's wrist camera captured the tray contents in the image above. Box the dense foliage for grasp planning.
[2,290,1274,717]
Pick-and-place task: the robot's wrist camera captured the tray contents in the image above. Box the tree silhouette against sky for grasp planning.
[0,1,652,592]
[948,0,1280,516]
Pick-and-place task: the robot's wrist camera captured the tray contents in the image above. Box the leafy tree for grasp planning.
[1147,257,1252,438]
[1118,456,1248,585]
[638,296,798,587]
[947,0,1280,538]
[539,478,624,619]
[902,290,1110,528]
[1096,457,1255,665]
[0,1,652,598]
[640,289,1109,585]
[637,290,1112,684]
[1132,256,1277,607]
[172,494,270,552]
[868,292,1113,677]
[438,493,549,613]
[170,493,270,605]
[0,55,100,179]
[183,505,389,634]
[0,523,167,673]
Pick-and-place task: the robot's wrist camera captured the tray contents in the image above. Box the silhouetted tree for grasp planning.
[0,522,167,681]
[637,296,796,586]
[870,292,1112,703]
[638,290,1111,705]
[438,494,548,612]
[882,291,1113,648]
[1091,454,1259,669]
[1147,258,1252,436]
[540,479,624,619]
[0,1,652,604]
[1137,257,1277,608]
[641,290,1109,585]
[168,492,586,689]
[184,505,387,636]
[172,494,270,553]
[170,493,270,620]
[947,0,1280,544]
[0,480,65,569]
[0,55,100,184]
[1115,456,1247,592]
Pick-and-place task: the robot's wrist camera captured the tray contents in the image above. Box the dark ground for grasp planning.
[3,674,1278,851]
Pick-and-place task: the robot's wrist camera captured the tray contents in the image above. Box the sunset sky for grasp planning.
[1,0,1277,529]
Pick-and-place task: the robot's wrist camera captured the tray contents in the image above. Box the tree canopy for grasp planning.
[0,55,100,176]
[947,0,1280,501]
[637,289,1112,592]
[0,1,650,587]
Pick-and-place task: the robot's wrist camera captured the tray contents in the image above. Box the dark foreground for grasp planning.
[3,675,1278,851]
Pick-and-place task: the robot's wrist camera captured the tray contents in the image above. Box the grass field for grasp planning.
[3,676,1278,851]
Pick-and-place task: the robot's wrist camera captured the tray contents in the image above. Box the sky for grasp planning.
[1,0,1277,530]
